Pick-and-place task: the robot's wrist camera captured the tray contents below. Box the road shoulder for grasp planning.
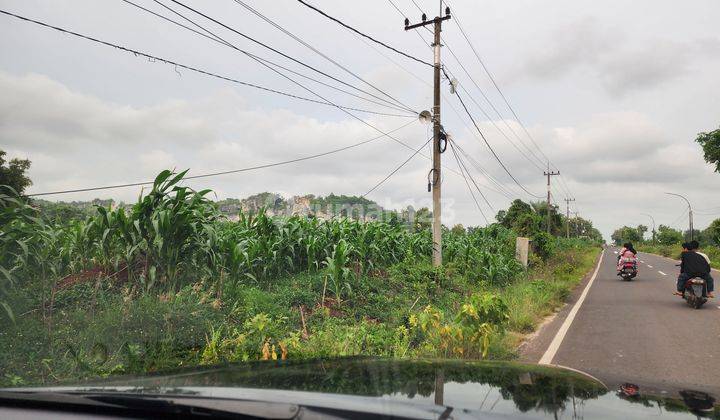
[517,249,604,363]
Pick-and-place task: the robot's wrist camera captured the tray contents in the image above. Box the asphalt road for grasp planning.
[523,246,720,396]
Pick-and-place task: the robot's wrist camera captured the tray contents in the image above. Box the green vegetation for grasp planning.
[1,170,600,387]
[639,243,719,269]
[611,218,720,268]
[0,150,32,196]
[696,126,720,173]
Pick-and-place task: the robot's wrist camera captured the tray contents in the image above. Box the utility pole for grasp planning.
[640,213,656,244]
[405,7,451,267]
[564,198,575,238]
[543,164,560,235]
[665,192,693,241]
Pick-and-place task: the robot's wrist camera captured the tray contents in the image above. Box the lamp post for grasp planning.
[640,213,656,244]
[664,192,693,241]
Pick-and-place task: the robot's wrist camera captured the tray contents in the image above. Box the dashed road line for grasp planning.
[647,265,653,268]
[640,260,645,263]
[658,271,667,276]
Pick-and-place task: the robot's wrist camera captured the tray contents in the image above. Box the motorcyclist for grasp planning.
[616,242,638,274]
[674,240,715,298]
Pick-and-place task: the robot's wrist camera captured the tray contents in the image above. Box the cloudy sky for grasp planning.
[1,0,719,239]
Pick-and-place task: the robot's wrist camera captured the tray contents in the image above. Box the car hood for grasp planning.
[4,358,718,418]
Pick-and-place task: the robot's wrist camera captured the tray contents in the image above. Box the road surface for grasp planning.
[522,246,720,396]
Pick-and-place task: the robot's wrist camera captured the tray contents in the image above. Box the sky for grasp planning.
[1,0,719,239]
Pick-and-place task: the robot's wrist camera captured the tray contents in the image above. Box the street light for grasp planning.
[640,213,656,244]
[664,192,693,241]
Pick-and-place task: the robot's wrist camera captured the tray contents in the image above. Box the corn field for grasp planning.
[0,170,522,323]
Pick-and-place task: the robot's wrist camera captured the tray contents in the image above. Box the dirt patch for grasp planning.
[54,260,143,291]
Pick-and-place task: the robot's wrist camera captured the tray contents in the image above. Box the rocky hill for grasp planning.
[34,193,392,223]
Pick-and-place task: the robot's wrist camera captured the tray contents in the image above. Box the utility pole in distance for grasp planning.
[543,165,560,235]
[405,7,451,267]
[564,198,575,238]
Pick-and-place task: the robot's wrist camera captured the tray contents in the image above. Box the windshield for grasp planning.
[1,0,719,418]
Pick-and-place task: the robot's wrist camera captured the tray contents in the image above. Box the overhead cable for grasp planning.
[163,0,417,114]
[149,2,460,176]
[448,141,490,223]
[27,120,418,197]
[123,0,414,115]
[446,71,542,199]
[294,0,432,67]
[363,136,433,197]
[0,9,413,118]
[175,0,417,114]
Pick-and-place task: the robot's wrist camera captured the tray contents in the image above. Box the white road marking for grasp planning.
[539,249,605,365]
[640,260,645,263]
[614,251,618,254]
[658,271,667,276]
[647,265,653,268]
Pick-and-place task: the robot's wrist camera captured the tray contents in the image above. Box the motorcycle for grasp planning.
[617,257,637,281]
[683,277,708,309]
[676,264,708,309]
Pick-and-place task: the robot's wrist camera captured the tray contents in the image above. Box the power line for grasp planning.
[131,0,467,181]
[363,136,433,197]
[122,0,415,115]
[443,0,576,202]
[454,143,516,200]
[443,64,545,171]
[0,9,412,119]
[195,0,417,114]
[408,0,426,14]
[448,140,490,223]
[444,0,550,164]
[385,0,432,47]
[294,0,432,67]
[28,120,418,197]
[445,69,542,199]
[143,1,441,168]
[163,0,417,115]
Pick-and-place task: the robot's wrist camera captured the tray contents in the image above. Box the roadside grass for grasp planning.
[498,246,601,353]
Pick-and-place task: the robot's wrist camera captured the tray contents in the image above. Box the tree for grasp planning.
[496,199,542,237]
[0,150,32,195]
[531,201,563,236]
[450,224,466,235]
[610,226,642,245]
[703,218,720,246]
[656,224,683,245]
[696,127,720,172]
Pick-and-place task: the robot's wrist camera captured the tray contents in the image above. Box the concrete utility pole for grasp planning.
[665,192,693,241]
[405,7,451,267]
[543,165,560,235]
[564,198,575,238]
[640,213,656,244]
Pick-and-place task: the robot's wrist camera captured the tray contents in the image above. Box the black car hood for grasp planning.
[5,358,718,418]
